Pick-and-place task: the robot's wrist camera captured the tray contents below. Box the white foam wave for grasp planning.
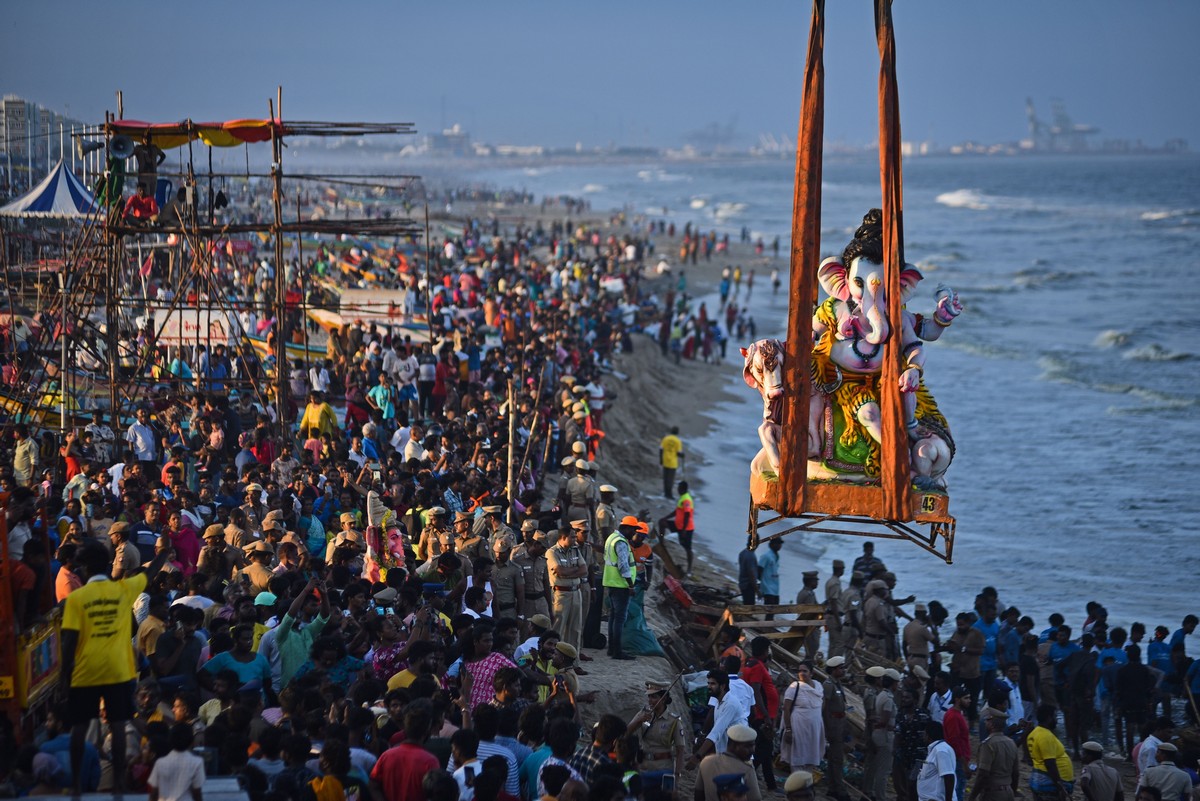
[713,201,747,221]
[936,189,989,210]
[637,169,690,183]
[1122,343,1193,362]
[1093,329,1132,349]
[581,183,606,194]
[1140,208,1200,221]
[1038,356,1197,407]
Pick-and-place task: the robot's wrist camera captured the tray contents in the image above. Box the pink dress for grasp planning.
[465,652,515,713]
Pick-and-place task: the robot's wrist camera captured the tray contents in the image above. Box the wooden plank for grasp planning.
[730,620,824,630]
[701,609,731,656]
[727,604,824,615]
[690,605,725,617]
[651,537,684,581]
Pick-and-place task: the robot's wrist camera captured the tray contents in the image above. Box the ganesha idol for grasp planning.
[741,209,962,496]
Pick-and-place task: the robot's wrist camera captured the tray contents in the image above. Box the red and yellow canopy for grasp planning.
[108,119,289,150]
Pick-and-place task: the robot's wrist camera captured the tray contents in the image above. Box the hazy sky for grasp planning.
[5,1,1198,149]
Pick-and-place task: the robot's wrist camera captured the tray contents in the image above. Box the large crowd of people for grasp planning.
[0,200,786,801]
[734,538,1200,801]
[1,180,1196,801]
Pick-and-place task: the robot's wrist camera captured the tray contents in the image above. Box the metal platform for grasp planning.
[748,499,956,564]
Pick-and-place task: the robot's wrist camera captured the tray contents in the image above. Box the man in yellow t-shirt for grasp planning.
[61,539,169,794]
[659,426,684,499]
[1026,704,1075,800]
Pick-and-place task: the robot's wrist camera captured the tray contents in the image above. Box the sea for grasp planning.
[471,154,1200,636]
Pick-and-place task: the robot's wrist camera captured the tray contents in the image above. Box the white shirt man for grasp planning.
[389,423,412,454]
[1137,732,1164,780]
[917,737,957,801]
[927,686,953,723]
[996,671,1025,727]
[308,363,330,393]
[706,679,750,754]
[126,415,157,462]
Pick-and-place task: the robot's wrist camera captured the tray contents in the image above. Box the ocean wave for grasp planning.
[581,183,606,194]
[936,189,990,210]
[713,201,748,221]
[1140,207,1200,222]
[1012,267,1096,289]
[939,339,1023,360]
[637,169,690,183]
[1122,343,1193,362]
[1094,329,1132,349]
[1038,355,1197,408]
[969,284,1019,295]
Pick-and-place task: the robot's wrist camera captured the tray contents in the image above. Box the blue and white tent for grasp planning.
[0,160,97,218]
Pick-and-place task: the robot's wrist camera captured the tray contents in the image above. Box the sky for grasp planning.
[4,0,1198,150]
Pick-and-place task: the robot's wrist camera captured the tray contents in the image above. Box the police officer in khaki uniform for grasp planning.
[862,580,894,657]
[562,459,597,534]
[490,534,525,620]
[843,571,867,655]
[862,666,884,740]
[628,679,686,777]
[822,657,851,801]
[596,484,618,540]
[825,560,846,659]
[416,506,451,562]
[513,527,552,622]
[545,528,586,650]
[864,669,898,801]
[572,518,603,647]
[795,570,821,660]
[454,510,488,561]
[969,707,1019,801]
[484,505,516,551]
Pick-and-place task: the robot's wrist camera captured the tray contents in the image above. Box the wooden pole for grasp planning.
[874,0,912,521]
[778,0,825,517]
[270,93,289,436]
[506,377,517,526]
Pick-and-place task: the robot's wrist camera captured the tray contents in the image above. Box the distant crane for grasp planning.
[1025,98,1098,152]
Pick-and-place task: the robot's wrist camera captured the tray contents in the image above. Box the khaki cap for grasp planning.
[784,772,815,792]
[726,724,757,743]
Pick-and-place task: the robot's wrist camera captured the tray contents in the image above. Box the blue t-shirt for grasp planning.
[1098,647,1127,667]
[202,650,271,687]
[1147,640,1172,674]
[974,619,1001,672]
[41,734,101,791]
[1169,628,1190,655]
[757,549,780,596]
[998,627,1022,668]
[520,744,552,801]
